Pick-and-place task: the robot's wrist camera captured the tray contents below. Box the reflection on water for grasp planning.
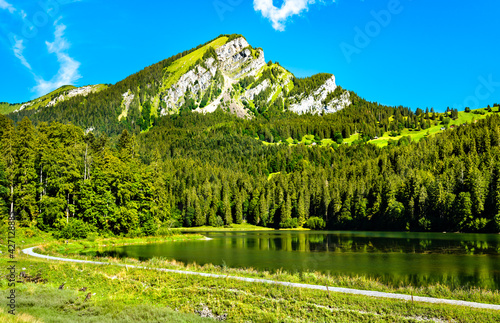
[90,231,500,289]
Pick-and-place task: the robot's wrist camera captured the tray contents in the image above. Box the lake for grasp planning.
[93,231,500,289]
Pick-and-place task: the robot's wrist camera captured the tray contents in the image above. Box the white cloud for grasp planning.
[0,0,15,13]
[254,0,327,31]
[32,21,81,96]
[12,36,32,70]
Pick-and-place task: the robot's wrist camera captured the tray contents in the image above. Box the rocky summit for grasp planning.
[2,34,353,132]
[156,36,351,117]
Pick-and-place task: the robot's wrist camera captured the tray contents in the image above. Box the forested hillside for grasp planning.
[2,107,500,237]
[3,34,500,237]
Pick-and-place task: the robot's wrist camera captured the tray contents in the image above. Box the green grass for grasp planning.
[29,231,500,306]
[161,37,228,91]
[0,283,211,323]
[261,134,334,148]
[343,133,360,145]
[0,102,21,115]
[269,85,282,104]
[268,172,281,180]
[37,245,500,306]
[257,108,498,149]
[369,108,496,147]
[2,254,499,322]
[4,229,500,321]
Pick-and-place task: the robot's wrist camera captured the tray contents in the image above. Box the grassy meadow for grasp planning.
[258,107,498,149]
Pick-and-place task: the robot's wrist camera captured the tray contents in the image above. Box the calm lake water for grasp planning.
[93,231,500,289]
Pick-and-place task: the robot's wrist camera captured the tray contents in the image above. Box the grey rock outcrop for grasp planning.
[47,85,99,107]
[289,75,351,115]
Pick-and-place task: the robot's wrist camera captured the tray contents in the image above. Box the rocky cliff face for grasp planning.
[158,36,268,116]
[289,76,351,115]
[153,36,350,117]
[9,35,351,120]
[216,38,266,79]
[162,59,219,113]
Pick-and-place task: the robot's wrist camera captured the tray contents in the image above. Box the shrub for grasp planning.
[215,216,224,227]
[280,218,299,229]
[55,219,92,239]
[87,233,98,242]
[125,228,144,238]
[305,217,326,230]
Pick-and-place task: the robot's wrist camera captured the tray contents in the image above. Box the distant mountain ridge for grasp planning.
[3,34,352,134]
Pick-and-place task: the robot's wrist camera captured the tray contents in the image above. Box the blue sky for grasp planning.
[1,0,500,112]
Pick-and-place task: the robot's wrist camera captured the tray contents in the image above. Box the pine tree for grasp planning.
[297,191,306,226]
[0,116,15,222]
[194,196,205,226]
[259,191,268,226]
[280,193,292,227]
[235,191,243,224]
[222,182,232,225]
[15,117,38,225]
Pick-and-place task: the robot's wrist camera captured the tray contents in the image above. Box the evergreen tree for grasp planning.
[15,117,37,225]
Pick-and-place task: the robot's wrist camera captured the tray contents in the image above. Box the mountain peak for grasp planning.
[5,34,352,134]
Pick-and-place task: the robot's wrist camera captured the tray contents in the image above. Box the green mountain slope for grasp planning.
[0,84,109,114]
[0,102,21,115]
[4,34,354,135]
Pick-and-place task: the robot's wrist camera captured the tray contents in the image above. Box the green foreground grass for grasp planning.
[37,239,500,306]
[2,252,500,323]
[3,229,500,322]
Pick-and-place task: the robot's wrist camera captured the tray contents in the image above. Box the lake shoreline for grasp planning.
[3,228,500,322]
[29,232,500,306]
[22,246,500,310]
[3,251,500,322]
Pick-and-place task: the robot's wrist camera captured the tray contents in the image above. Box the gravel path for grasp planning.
[22,247,500,310]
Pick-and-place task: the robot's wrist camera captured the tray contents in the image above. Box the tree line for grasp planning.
[2,109,500,238]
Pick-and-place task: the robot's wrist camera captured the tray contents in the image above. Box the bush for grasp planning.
[215,216,224,227]
[157,225,180,237]
[333,132,343,145]
[305,217,326,230]
[125,228,144,238]
[87,233,98,242]
[280,218,299,229]
[55,219,92,239]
